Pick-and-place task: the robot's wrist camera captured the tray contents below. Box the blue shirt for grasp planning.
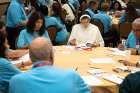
[85,8,95,20]
[45,16,69,44]
[119,13,127,24]
[68,0,80,9]
[17,29,50,48]
[0,58,20,93]
[126,31,137,48]
[9,64,91,93]
[36,0,53,7]
[93,11,112,33]
[6,0,27,27]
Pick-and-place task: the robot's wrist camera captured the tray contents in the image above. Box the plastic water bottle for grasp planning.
[136,41,140,49]
[122,39,126,48]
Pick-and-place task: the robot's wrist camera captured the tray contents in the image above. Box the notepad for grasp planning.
[82,75,103,86]
[90,58,116,64]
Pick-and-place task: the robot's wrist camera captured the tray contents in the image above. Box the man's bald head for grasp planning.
[29,37,54,64]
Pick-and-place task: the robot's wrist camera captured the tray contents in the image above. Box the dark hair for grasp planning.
[0,21,6,58]
[30,0,40,11]
[27,12,46,36]
[51,1,62,17]
[110,1,122,11]
[0,20,5,29]
[61,0,67,4]
[101,3,110,11]
[40,5,48,16]
[88,0,97,8]
[125,2,138,22]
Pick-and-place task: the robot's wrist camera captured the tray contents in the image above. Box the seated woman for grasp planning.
[119,2,139,24]
[118,18,140,55]
[17,12,50,49]
[0,23,21,93]
[46,1,69,45]
[110,1,122,12]
[0,21,9,49]
[68,14,104,47]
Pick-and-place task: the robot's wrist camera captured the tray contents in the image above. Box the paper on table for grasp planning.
[11,60,22,65]
[19,53,30,62]
[88,69,107,77]
[82,75,103,86]
[109,48,128,56]
[11,53,30,65]
[61,51,71,55]
[90,58,116,64]
[102,74,124,85]
[63,45,74,49]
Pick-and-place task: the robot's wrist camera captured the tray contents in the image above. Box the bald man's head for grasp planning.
[29,37,54,64]
[132,18,140,38]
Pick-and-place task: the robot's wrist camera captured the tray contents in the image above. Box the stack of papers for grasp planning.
[90,58,116,64]
[82,75,103,86]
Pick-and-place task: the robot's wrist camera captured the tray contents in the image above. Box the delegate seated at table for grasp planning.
[9,37,91,93]
[118,18,140,55]
[0,22,21,93]
[68,14,104,47]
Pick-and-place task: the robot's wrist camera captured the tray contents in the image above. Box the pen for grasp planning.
[75,67,78,71]
[89,66,100,69]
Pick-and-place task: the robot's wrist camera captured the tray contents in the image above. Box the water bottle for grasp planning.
[122,39,126,49]
[136,40,140,49]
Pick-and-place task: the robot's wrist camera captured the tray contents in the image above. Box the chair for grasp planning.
[119,22,132,39]
[91,19,118,47]
[91,19,104,36]
[46,25,57,45]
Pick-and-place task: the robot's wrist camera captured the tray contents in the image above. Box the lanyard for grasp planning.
[33,61,51,68]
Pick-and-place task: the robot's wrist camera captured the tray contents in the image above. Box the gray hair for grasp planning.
[133,18,140,25]
[29,37,54,64]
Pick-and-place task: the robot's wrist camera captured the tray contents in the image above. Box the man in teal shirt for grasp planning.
[9,37,91,93]
[125,18,140,48]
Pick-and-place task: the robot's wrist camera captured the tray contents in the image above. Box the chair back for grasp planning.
[91,19,104,36]
[46,25,57,43]
[119,22,132,39]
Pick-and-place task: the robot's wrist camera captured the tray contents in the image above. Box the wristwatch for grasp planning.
[136,61,140,67]
[136,49,139,55]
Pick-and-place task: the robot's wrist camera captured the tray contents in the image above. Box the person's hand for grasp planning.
[92,42,100,47]
[69,39,76,46]
[118,44,125,51]
[118,60,135,66]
